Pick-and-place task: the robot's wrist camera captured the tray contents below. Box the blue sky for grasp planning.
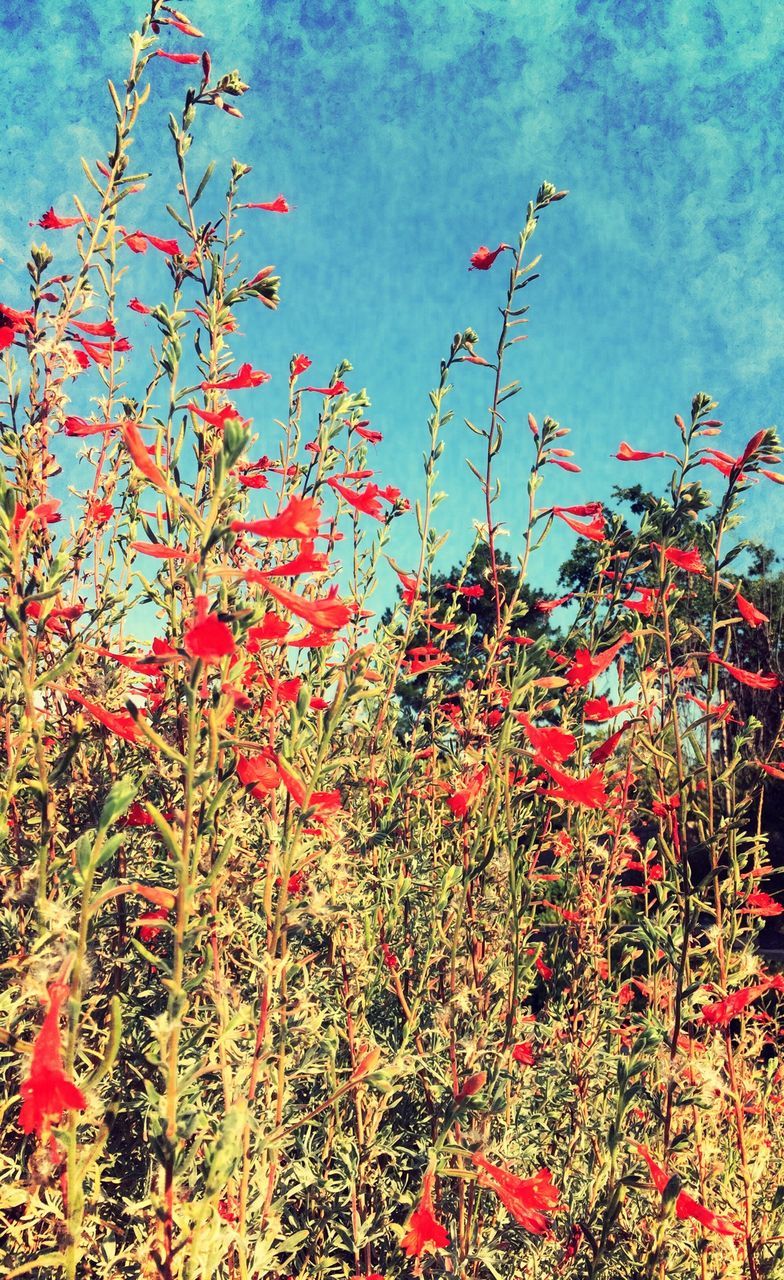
[1,0,782,598]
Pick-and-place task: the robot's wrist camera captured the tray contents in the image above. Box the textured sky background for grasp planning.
[0,0,782,594]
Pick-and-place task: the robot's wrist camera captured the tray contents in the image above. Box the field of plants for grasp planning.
[1,4,784,1279]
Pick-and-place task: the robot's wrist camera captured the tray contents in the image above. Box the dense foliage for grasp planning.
[1,6,783,1280]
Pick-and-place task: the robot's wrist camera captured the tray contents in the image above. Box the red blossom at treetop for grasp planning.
[469,243,511,270]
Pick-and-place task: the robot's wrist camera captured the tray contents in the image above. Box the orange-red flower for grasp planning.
[121,421,168,491]
[469,243,511,270]
[301,379,350,397]
[231,495,322,540]
[654,544,705,574]
[539,761,609,809]
[566,632,632,688]
[708,653,779,690]
[244,194,290,212]
[201,362,270,391]
[257,580,353,631]
[154,49,202,64]
[615,441,675,462]
[400,1170,450,1257]
[183,596,236,663]
[18,983,87,1141]
[64,690,144,743]
[472,1153,563,1235]
[734,592,769,627]
[37,207,83,229]
[634,1144,742,1236]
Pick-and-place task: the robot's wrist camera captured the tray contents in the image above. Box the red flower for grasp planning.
[231,495,322,540]
[131,542,198,562]
[201,361,270,391]
[154,50,202,64]
[64,690,144,743]
[734,592,768,627]
[37,207,83,229]
[0,301,35,348]
[566,632,632,688]
[258,580,353,631]
[276,757,342,819]
[128,297,153,314]
[18,983,87,1141]
[355,423,383,444]
[153,15,204,36]
[328,480,393,520]
[516,713,576,764]
[634,1145,742,1237]
[256,544,329,578]
[187,402,247,432]
[121,230,182,256]
[245,194,290,212]
[584,695,636,722]
[290,353,312,380]
[551,506,606,542]
[701,982,772,1027]
[512,1042,536,1066]
[615,441,674,462]
[469,243,511,271]
[472,1153,563,1236]
[743,892,783,917]
[590,725,628,764]
[70,318,117,337]
[183,596,236,663]
[400,1170,450,1257]
[708,653,779,690]
[301,379,350,397]
[654,544,706,574]
[63,416,117,437]
[121,421,169,491]
[137,906,169,944]
[539,761,609,809]
[237,751,280,800]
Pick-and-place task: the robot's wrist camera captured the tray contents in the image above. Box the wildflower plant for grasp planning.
[0,5,783,1280]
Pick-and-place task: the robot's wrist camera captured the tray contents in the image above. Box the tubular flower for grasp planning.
[183,596,236,663]
[469,243,511,270]
[515,713,576,764]
[539,760,609,809]
[634,1145,742,1236]
[63,690,144,743]
[258,580,353,631]
[18,983,87,1141]
[230,494,322,540]
[472,1153,564,1236]
[654,544,706,574]
[37,207,84,229]
[400,1170,450,1257]
[700,980,779,1028]
[708,653,779,691]
[566,632,632,688]
[121,229,182,255]
[201,361,270,391]
[615,441,675,462]
[121,421,169,491]
[301,379,350,397]
[244,194,290,212]
[734,592,769,627]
